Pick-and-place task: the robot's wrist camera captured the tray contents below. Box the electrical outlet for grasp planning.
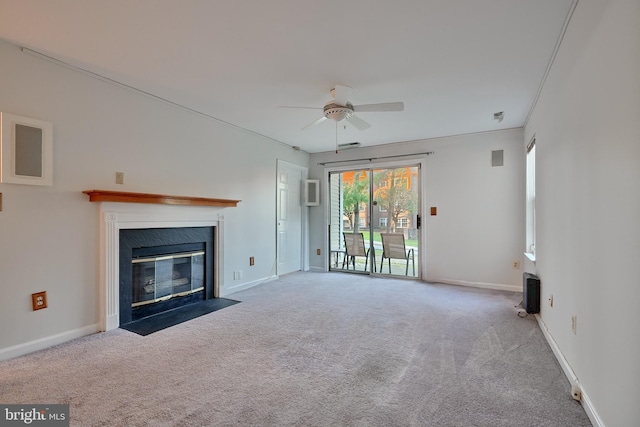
[512,261,520,269]
[316,249,321,256]
[249,256,254,266]
[32,291,47,311]
[571,314,577,334]
[549,294,554,307]
[115,172,124,184]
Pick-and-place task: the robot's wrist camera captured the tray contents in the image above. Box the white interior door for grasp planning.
[277,161,305,275]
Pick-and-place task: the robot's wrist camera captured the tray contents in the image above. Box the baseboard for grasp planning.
[221,275,278,297]
[431,278,521,293]
[0,323,100,362]
[580,387,605,427]
[534,314,605,427]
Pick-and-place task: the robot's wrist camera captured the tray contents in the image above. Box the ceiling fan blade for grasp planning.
[353,102,404,112]
[301,116,328,131]
[346,115,371,131]
[332,84,353,106]
[278,106,322,110]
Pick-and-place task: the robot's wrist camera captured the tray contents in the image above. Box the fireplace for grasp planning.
[84,190,240,332]
[119,227,215,325]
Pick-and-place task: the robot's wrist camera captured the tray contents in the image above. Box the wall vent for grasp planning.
[491,149,504,167]
[338,142,361,149]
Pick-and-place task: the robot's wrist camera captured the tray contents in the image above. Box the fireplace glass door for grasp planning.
[132,251,205,307]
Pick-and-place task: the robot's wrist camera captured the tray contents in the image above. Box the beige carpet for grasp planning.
[0,272,591,426]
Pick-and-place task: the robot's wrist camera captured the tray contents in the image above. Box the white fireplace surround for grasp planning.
[98,202,224,331]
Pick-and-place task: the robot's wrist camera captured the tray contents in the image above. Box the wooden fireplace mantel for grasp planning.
[83,190,240,208]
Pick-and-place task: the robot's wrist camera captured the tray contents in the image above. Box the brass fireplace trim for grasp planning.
[131,287,205,308]
[132,250,205,264]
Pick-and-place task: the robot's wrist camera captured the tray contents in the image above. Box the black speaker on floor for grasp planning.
[523,272,541,314]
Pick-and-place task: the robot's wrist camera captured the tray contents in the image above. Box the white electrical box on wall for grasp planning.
[304,179,319,206]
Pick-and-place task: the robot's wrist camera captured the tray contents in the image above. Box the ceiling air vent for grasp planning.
[337,142,361,149]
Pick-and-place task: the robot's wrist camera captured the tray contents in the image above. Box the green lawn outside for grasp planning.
[361,231,418,247]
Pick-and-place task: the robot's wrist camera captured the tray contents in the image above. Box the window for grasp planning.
[526,137,536,259]
[379,218,388,227]
[397,217,408,228]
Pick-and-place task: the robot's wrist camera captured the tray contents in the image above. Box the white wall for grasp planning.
[524,0,640,425]
[0,40,308,357]
[308,128,525,291]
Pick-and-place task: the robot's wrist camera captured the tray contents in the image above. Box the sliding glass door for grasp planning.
[329,165,420,278]
[329,169,371,272]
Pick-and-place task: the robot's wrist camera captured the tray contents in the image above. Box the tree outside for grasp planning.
[373,167,418,233]
[342,170,369,233]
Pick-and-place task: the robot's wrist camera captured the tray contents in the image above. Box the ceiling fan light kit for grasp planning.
[323,103,354,122]
[292,85,404,134]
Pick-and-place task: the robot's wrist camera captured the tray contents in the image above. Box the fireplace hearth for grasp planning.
[119,227,215,325]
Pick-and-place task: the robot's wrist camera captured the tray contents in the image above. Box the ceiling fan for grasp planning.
[283,85,404,131]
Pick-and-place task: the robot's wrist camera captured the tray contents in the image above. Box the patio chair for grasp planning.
[379,233,415,276]
[342,232,371,271]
